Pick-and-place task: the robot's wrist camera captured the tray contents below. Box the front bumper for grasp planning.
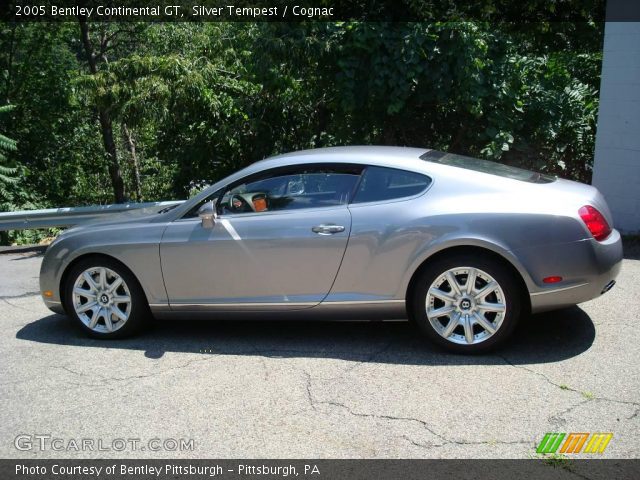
[43,299,65,315]
[39,242,66,315]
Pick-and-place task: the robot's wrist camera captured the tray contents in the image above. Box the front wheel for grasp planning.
[411,254,522,353]
[63,257,149,339]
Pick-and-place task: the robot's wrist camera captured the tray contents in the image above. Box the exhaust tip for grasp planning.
[601,280,616,295]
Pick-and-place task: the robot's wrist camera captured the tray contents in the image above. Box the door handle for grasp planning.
[312,224,345,235]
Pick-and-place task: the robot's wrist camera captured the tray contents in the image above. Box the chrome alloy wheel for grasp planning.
[425,266,506,345]
[72,267,132,333]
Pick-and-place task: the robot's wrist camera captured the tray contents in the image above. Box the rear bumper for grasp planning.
[529,267,621,312]
[516,230,623,313]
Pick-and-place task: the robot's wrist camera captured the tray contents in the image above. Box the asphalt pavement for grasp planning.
[0,248,638,459]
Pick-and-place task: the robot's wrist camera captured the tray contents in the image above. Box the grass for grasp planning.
[540,452,574,470]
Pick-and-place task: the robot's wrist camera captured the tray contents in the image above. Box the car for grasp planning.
[39,146,623,353]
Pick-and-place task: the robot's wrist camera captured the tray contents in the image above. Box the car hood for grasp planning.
[56,205,171,239]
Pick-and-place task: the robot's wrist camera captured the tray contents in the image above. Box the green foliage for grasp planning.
[0,104,18,200]
[305,22,601,182]
[0,20,604,244]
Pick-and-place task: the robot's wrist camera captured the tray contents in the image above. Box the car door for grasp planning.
[159,164,363,310]
[328,166,433,302]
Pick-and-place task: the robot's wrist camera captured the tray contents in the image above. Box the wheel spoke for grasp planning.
[82,272,99,292]
[474,281,498,300]
[428,287,456,304]
[473,312,496,334]
[427,305,455,318]
[112,295,131,304]
[103,311,113,332]
[74,287,96,299]
[76,301,97,313]
[446,271,462,296]
[108,276,123,293]
[88,308,100,329]
[98,268,107,289]
[477,302,506,313]
[442,312,460,338]
[111,306,127,322]
[465,268,477,295]
[463,314,474,344]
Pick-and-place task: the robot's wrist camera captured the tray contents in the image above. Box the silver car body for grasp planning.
[40,146,623,320]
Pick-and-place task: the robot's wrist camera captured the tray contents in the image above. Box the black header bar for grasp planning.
[2,459,639,480]
[3,0,633,23]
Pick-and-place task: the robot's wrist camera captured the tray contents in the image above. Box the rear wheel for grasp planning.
[63,257,149,339]
[411,254,522,353]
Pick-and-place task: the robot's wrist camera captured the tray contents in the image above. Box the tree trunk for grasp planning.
[121,123,142,202]
[78,17,126,203]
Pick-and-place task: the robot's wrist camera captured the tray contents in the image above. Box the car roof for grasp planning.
[251,146,431,172]
[255,146,552,188]
[179,145,541,218]
[274,145,429,160]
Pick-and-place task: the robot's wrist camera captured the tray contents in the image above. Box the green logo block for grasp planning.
[536,433,566,454]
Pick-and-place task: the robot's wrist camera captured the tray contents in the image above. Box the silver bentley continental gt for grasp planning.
[39,146,623,353]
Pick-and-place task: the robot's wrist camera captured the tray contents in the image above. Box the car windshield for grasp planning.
[158,203,180,214]
[419,150,555,183]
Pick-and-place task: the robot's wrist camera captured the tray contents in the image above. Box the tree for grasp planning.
[0,20,605,217]
[0,104,18,200]
[77,17,126,203]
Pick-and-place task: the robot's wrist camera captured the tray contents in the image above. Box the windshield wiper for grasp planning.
[158,204,179,214]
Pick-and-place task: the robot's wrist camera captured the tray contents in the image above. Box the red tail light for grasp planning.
[579,205,611,241]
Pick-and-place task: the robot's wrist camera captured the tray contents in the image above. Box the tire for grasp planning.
[63,256,149,339]
[410,253,522,354]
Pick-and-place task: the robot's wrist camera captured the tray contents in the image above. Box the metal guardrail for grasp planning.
[0,201,184,231]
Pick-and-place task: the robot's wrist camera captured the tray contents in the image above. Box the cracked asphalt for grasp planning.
[0,248,638,459]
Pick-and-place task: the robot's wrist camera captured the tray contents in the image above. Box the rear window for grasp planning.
[420,150,555,183]
[352,166,431,203]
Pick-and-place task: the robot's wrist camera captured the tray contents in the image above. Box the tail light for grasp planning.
[579,205,611,241]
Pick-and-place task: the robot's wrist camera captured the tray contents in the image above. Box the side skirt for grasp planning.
[149,300,407,321]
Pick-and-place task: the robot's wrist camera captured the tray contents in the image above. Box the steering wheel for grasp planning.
[230,194,251,213]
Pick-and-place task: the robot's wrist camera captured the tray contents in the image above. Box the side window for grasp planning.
[218,166,362,215]
[351,166,431,204]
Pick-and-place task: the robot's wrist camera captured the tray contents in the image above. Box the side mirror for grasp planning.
[198,200,217,229]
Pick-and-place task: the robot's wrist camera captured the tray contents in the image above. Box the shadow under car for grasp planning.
[16,306,595,365]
